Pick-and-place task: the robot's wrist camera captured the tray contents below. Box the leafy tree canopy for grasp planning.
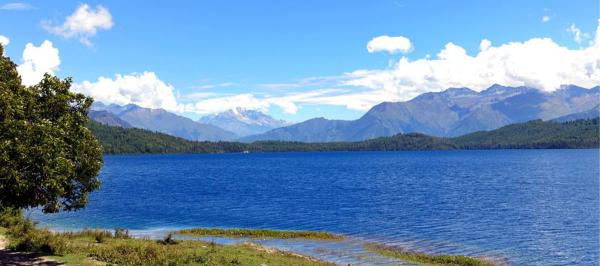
[0,44,103,213]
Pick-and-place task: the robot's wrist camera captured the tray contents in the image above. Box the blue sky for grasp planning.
[1,0,599,122]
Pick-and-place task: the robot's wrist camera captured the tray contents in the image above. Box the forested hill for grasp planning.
[88,118,600,155]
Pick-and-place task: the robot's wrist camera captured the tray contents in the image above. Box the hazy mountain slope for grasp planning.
[242,85,599,142]
[553,105,600,122]
[89,110,133,128]
[91,103,238,141]
[198,108,293,137]
[239,118,350,142]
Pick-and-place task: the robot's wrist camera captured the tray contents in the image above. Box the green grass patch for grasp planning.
[0,209,335,265]
[173,228,347,240]
[62,237,335,266]
[44,253,107,266]
[364,243,494,266]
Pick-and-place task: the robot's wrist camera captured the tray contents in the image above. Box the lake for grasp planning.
[33,150,599,265]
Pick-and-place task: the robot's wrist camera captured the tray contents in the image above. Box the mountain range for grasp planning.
[89,110,133,128]
[91,103,238,141]
[88,84,599,143]
[198,107,293,136]
[240,84,599,142]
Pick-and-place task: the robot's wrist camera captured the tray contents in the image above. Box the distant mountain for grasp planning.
[198,108,293,137]
[91,103,237,141]
[89,110,133,128]
[553,105,600,122]
[241,85,600,142]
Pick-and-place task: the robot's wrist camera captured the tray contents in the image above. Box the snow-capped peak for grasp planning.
[198,108,293,137]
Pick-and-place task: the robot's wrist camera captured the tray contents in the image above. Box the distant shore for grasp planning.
[89,118,600,155]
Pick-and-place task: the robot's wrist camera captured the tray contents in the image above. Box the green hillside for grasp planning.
[88,118,600,155]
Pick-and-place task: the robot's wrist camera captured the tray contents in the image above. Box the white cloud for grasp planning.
[567,23,590,44]
[183,94,272,114]
[272,100,299,114]
[367,36,413,54]
[180,89,363,115]
[479,39,491,51]
[42,4,114,46]
[542,15,550,23]
[0,35,9,46]
[16,40,61,86]
[188,83,234,90]
[72,72,183,112]
[69,21,600,117]
[342,22,600,103]
[178,92,220,101]
[0,3,36,10]
[178,21,600,115]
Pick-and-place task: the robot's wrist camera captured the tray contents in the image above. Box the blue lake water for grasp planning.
[33,150,599,265]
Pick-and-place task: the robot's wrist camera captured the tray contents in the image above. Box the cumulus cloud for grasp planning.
[72,72,183,112]
[179,89,365,115]
[42,4,114,46]
[567,23,590,44]
[367,36,413,54]
[342,22,600,103]
[0,35,9,45]
[17,40,61,86]
[181,94,300,114]
[479,39,491,51]
[72,21,600,117]
[541,16,550,23]
[0,3,36,10]
[174,21,600,115]
[182,94,272,114]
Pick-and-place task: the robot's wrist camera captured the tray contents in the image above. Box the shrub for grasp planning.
[6,217,37,238]
[89,242,195,265]
[0,207,24,228]
[114,227,130,239]
[157,233,178,245]
[8,228,66,254]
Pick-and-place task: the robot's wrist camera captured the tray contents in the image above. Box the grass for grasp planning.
[45,253,107,266]
[0,209,496,266]
[1,226,336,266]
[364,242,494,266]
[0,209,336,266]
[51,236,335,266]
[173,228,347,241]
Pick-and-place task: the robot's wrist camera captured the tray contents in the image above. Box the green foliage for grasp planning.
[174,228,347,240]
[89,241,197,265]
[0,44,103,213]
[0,207,66,254]
[114,227,130,239]
[89,118,600,155]
[364,243,494,266]
[452,118,600,149]
[0,207,24,228]
[8,227,67,254]
[58,227,114,242]
[75,238,336,266]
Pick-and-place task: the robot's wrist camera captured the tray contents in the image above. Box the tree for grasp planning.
[0,44,103,213]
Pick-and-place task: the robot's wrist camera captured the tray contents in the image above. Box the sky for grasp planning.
[0,0,599,122]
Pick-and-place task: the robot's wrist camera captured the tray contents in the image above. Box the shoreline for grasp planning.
[13,222,499,266]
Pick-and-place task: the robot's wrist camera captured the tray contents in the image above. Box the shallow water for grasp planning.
[33,150,599,265]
